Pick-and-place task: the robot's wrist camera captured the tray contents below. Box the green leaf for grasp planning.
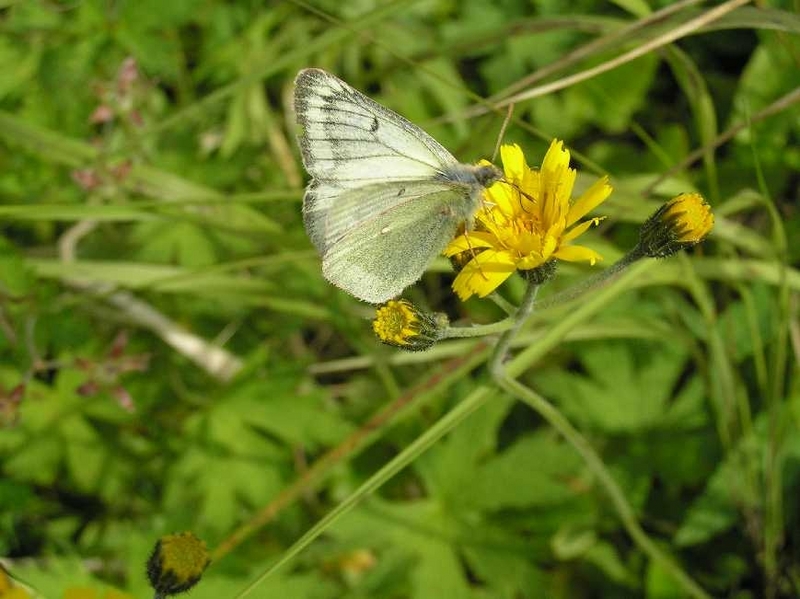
[63,414,106,492]
[0,35,42,100]
[673,400,799,547]
[332,499,480,599]
[0,243,34,296]
[534,53,658,138]
[462,542,547,599]
[534,339,699,434]
[414,395,513,508]
[133,221,219,268]
[196,572,339,599]
[583,540,637,588]
[163,444,285,536]
[0,203,162,222]
[467,432,584,510]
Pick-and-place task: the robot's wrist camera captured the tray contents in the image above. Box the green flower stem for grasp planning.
[443,250,642,342]
[489,282,540,374]
[234,386,496,599]
[506,259,651,378]
[488,291,517,315]
[490,275,711,599]
[529,249,642,313]
[440,315,515,339]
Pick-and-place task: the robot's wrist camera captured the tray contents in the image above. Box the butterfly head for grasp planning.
[474,164,503,189]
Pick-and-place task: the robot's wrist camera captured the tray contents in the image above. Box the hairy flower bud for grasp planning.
[372,300,447,351]
[638,193,714,258]
[146,532,210,598]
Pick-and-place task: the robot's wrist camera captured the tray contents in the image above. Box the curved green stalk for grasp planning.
[489,278,711,599]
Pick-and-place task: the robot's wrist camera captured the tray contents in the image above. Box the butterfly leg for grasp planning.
[462,225,490,282]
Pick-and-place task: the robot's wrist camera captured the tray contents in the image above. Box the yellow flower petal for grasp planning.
[443,231,497,256]
[541,140,575,201]
[665,192,714,242]
[542,139,569,172]
[482,181,516,217]
[500,144,526,184]
[64,589,98,599]
[452,250,517,300]
[554,244,604,265]
[567,176,612,226]
[562,216,604,243]
[372,300,442,350]
[517,254,548,270]
[540,233,558,261]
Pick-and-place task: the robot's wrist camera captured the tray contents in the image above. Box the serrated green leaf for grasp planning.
[534,340,697,433]
[468,432,584,510]
[133,221,218,268]
[164,445,285,535]
[415,396,513,508]
[333,500,478,599]
[63,414,106,492]
[3,435,62,485]
[242,390,355,448]
[462,543,547,599]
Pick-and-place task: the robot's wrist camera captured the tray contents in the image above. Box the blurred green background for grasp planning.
[0,1,798,598]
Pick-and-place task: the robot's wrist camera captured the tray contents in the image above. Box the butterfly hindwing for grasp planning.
[305,178,463,256]
[321,183,470,303]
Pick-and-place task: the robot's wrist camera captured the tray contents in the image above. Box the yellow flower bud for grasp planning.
[372,300,446,351]
[146,532,210,598]
[638,193,714,258]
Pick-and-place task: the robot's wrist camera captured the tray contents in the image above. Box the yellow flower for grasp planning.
[638,192,713,258]
[444,140,611,300]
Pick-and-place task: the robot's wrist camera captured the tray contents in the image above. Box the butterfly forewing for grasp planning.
[294,69,458,182]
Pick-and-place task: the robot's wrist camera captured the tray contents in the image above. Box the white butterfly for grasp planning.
[293,68,501,303]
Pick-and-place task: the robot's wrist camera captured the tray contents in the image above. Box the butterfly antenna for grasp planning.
[492,103,515,163]
[499,180,535,214]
